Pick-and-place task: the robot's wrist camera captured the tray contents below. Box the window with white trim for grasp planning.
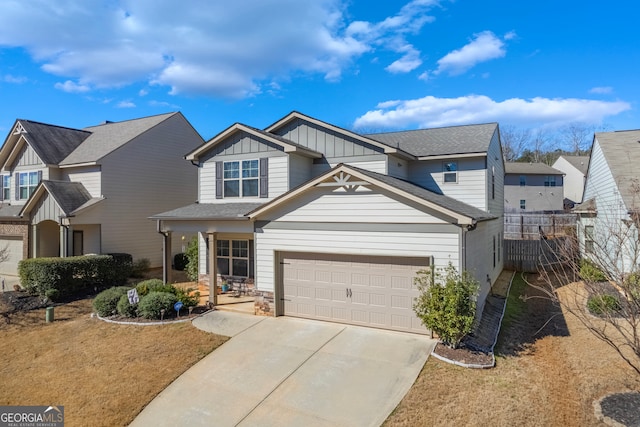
[216,240,249,277]
[544,175,557,187]
[2,175,10,200]
[223,160,259,197]
[584,225,594,253]
[443,161,457,183]
[19,171,39,200]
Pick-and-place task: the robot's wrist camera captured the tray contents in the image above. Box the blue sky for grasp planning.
[0,0,638,144]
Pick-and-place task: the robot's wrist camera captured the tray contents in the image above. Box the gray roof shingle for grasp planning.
[366,123,498,157]
[41,181,93,215]
[0,204,24,219]
[18,120,90,165]
[60,112,177,165]
[560,155,589,174]
[151,202,265,220]
[505,162,563,175]
[594,129,640,211]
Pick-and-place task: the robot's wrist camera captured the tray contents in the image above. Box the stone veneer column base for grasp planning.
[253,291,275,316]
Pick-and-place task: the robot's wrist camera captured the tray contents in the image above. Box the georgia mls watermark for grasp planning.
[0,406,64,427]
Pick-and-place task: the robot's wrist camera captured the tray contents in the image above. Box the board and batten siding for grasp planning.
[199,154,289,203]
[30,192,64,225]
[62,165,102,197]
[199,130,282,162]
[12,143,43,169]
[254,227,459,294]
[95,113,201,267]
[260,188,449,224]
[272,118,385,158]
[408,156,487,211]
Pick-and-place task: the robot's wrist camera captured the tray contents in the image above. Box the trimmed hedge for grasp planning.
[93,286,131,316]
[138,291,178,319]
[136,279,173,296]
[19,254,132,300]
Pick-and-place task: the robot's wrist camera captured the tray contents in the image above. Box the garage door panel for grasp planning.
[281,252,431,335]
[0,236,24,276]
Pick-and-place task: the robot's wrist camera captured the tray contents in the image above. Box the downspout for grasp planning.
[156,220,171,284]
[461,220,478,272]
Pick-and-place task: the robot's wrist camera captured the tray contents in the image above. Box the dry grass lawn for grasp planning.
[384,273,640,427]
[0,298,227,427]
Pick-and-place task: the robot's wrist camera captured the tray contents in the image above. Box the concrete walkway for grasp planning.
[131,311,436,427]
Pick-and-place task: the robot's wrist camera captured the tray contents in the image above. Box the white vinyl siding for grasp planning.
[463,219,501,316]
[486,129,505,216]
[408,157,487,210]
[199,162,217,203]
[343,160,387,174]
[62,166,102,197]
[288,154,313,188]
[255,228,459,294]
[268,156,288,198]
[388,157,409,179]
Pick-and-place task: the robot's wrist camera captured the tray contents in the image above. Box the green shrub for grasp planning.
[138,291,178,319]
[136,279,173,296]
[116,294,138,317]
[93,286,131,317]
[104,253,133,284]
[174,286,200,308]
[185,237,199,282]
[580,259,607,283]
[587,294,621,316]
[174,253,188,271]
[130,258,150,278]
[413,263,479,348]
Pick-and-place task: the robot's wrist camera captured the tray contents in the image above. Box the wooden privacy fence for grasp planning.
[504,212,576,240]
[503,237,574,273]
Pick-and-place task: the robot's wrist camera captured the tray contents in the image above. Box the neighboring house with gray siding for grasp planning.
[504,162,564,212]
[0,112,203,277]
[576,130,640,274]
[153,111,504,335]
[552,155,589,207]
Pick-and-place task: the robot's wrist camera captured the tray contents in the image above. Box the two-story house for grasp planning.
[152,112,504,334]
[0,112,203,278]
[552,155,589,208]
[504,162,565,213]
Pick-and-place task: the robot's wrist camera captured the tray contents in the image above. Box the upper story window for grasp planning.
[520,199,526,210]
[519,175,526,186]
[223,160,259,198]
[1,175,10,200]
[584,225,594,253]
[19,171,39,200]
[544,175,556,187]
[443,161,457,183]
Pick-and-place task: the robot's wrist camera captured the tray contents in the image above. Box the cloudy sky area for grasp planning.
[0,0,637,140]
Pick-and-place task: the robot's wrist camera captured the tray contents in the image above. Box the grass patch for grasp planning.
[0,298,227,427]
[500,272,528,330]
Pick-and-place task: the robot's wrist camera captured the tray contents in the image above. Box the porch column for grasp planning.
[209,232,217,306]
[59,225,66,257]
[31,224,38,258]
[163,231,172,284]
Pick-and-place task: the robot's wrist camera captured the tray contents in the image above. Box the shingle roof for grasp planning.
[60,112,177,165]
[365,123,498,157]
[18,120,90,165]
[594,129,640,211]
[150,202,265,220]
[0,204,23,219]
[349,165,496,222]
[41,180,92,215]
[560,155,590,174]
[505,162,563,175]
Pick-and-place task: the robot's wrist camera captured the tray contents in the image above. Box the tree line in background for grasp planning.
[500,122,608,164]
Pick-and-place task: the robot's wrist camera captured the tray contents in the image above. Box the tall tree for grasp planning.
[500,125,531,162]
[559,122,595,155]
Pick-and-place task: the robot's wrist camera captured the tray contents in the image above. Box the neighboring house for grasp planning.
[552,155,589,208]
[576,130,640,274]
[152,111,505,335]
[504,162,564,212]
[0,112,203,277]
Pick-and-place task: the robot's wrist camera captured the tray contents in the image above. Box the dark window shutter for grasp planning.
[37,170,42,183]
[259,158,268,198]
[14,172,19,200]
[215,162,223,199]
[0,176,4,201]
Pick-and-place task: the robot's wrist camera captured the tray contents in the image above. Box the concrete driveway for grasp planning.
[130,311,436,427]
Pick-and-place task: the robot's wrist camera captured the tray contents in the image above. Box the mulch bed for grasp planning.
[432,342,493,366]
[595,392,640,426]
[0,291,50,314]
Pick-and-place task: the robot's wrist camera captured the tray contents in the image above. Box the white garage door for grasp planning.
[0,236,24,276]
[281,252,431,335]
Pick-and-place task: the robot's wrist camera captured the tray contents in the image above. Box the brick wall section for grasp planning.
[0,221,29,260]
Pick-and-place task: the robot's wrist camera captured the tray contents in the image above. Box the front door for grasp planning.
[73,230,83,256]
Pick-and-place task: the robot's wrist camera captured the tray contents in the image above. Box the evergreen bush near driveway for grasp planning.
[117,294,138,317]
[93,287,131,317]
[138,291,178,319]
[136,279,173,296]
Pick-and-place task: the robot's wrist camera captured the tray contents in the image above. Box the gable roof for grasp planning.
[593,129,640,211]
[0,120,90,168]
[505,162,563,175]
[248,163,495,225]
[264,111,414,158]
[557,155,589,174]
[366,123,498,158]
[19,180,94,217]
[185,122,323,161]
[59,112,179,166]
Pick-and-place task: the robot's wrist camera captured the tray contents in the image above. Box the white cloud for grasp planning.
[589,86,614,94]
[54,80,90,93]
[353,95,631,130]
[434,31,509,76]
[0,0,439,98]
[117,100,136,108]
[3,74,27,83]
